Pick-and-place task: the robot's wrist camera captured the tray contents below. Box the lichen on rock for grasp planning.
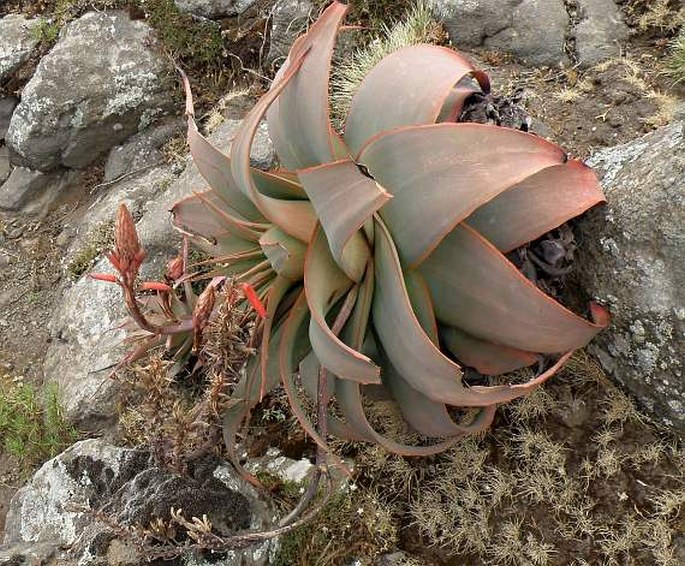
[5,10,175,171]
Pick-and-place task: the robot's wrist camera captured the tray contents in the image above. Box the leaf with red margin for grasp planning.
[171,190,267,243]
[344,45,487,156]
[420,223,610,353]
[304,227,381,384]
[297,159,390,281]
[373,215,587,406]
[466,160,606,253]
[358,123,566,268]
[441,325,539,375]
[230,49,318,242]
[267,1,350,169]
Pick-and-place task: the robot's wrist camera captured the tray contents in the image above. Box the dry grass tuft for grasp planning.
[329,1,444,128]
[118,284,254,472]
[363,349,685,564]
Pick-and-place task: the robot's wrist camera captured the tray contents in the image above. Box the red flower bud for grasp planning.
[240,282,267,318]
[140,281,173,292]
[166,255,184,281]
[114,203,145,281]
[89,273,119,284]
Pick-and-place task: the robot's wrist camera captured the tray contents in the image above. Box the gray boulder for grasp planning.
[0,145,9,184]
[429,0,569,67]
[43,256,129,430]
[6,10,175,171]
[575,121,685,433]
[0,96,18,139]
[0,166,83,216]
[45,166,172,430]
[2,439,270,565]
[104,117,183,182]
[575,0,630,67]
[174,0,258,19]
[266,0,313,68]
[0,14,40,83]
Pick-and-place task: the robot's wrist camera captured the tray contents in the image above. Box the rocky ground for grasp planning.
[0,0,683,564]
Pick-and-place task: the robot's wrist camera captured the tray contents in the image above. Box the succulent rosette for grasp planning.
[172,2,609,456]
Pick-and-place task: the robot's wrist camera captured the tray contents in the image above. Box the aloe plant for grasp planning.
[167,0,609,464]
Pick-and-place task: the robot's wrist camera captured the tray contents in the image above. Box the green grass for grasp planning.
[666,27,685,84]
[0,378,78,474]
[31,17,61,44]
[273,487,397,566]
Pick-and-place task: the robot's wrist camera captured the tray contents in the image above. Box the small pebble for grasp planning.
[55,230,72,248]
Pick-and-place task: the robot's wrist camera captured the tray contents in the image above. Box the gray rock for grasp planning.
[244,119,276,170]
[43,257,128,430]
[64,166,173,273]
[45,166,170,429]
[3,439,269,565]
[0,14,40,83]
[0,542,64,564]
[174,0,258,19]
[0,96,18,139]
[104,117,183,181]
[575,0,630,67]
[0,145,10,184]
[246,447,315,484]
[6,11,175,171]
[375,552,419,565]
[0,165,83,216]
[266,0,313,68]
[429,0,569,67]
[575,121,685,433]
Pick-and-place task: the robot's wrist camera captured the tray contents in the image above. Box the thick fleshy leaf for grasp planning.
[304,227,381,384]
[267,1,349,169]
[297,159,391,280]
[184,70,307,210]
[171,191,267,243]
[466,160,605,253]
[373,215,575,406]
[420,223,610,353]
[335,379,481,455]
[254,171,307,200]
[344,45,485,155]
[259,226,307,280]
[359,123,566,268]
[342,259,374,352]
[441,325,538,375]
[437,71,491,122]
[384,268,498,436]
[182,71,264,221]
[404,270,439,344]
[231,48,317,242]
[278,291,352,474]
[383,357,497,438]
